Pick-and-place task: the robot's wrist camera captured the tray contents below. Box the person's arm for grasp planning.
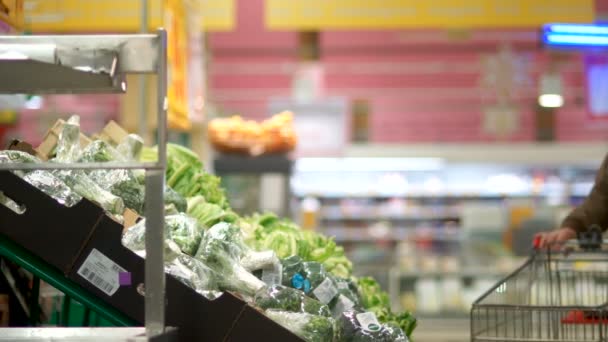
[536,153,608,248]
[561,153,608,233]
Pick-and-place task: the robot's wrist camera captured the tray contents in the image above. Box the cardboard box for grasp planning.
[0,171,103,273]
[94,120,130,146]
[68,215,302,341]
[36,119,92,160]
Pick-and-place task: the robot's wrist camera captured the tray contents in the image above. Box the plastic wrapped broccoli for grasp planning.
[54,116,82,163]
[0,149,40,165]
[51,117,125,215]
[116,134,144,161]
[0,151,82,207]
[254,285,331,317]
[122,227,220,299]
[88,168,144,214]
[164,186,187,213]
[334,311,408,342]
[77,139,146,214]
[78,140,123,163]
[53,170,125,215]
[281,256,341,306]
[163,240,221,299]
[194,222,267,297]
[23,170,82,207]
[265,310,334,342]
[329,277,362,317]
[123,213,203,256]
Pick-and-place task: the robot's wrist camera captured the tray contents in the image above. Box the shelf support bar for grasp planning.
[143,28,168,337]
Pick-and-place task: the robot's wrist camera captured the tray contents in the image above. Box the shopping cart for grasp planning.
[471,227,608,341]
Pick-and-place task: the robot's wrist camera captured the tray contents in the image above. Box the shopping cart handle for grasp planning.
[533,235,542,249]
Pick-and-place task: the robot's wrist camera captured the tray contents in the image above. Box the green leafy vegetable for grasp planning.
[265,310,334,342]
[187,195,236,229]
[254,285,331,317]
[243,212,352,278]
[356,277,417,340]
[334,311,407,342]
[164,186,187,213]
[142,144,230,209]
[194,222,266,296]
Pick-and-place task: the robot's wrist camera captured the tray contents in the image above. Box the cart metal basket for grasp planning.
[472,238,608,341]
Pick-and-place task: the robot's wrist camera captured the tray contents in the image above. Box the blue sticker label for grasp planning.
[303,279,312,293]
[291,273,305,289]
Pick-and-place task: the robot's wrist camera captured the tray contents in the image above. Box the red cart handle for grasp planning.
[533,235,542,249]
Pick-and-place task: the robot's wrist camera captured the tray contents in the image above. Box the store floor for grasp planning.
[415,319,469,342]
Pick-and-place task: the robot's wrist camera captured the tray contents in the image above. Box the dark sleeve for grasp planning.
[562,153,608,232]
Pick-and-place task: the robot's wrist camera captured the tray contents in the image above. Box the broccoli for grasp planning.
[334,311,408,342]
[124,213,203,256]
[194,222,266,296]
[164,186,187,212]
[254,285,331,317]
[265,311,334,342]
[78,140,122,163]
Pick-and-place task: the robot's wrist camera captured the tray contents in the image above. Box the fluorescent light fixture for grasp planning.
[545,34,608,46]
[295,157,445,172]
[543,24,608,47]
[538,94,564,108]
[546,24,608,35]
[24,95,43,110]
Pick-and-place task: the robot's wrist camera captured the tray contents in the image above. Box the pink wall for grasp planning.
[209,0,608,143]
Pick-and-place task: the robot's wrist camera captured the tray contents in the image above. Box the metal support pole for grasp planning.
[138,0,149,140]
[143,28,167,337]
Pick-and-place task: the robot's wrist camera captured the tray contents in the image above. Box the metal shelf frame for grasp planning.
[0,30,169,340]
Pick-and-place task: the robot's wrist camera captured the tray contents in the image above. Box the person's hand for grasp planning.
[534,227,577,249]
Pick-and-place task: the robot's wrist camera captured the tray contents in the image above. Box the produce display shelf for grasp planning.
[0,234,137,327]
[0,30,170,340]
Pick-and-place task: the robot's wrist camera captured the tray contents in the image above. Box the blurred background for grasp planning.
[2,0,608,340]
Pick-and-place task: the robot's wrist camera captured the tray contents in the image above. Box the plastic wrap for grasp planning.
[282,257,340,305]
[334,311,408,342]
[52,118,126,215]
[53,170,125,215]
[195,222,266,297]
[123,213,202,256]
[254,285,331,317]
[241,250,279,273]
[0,151,82,207]
[164,186,187,213]
[55,115,81,162]
[265,310,334,342]
[163,240,221,300]
[166,214,203,256]
[123,231,220,300]
[117,134,144,161]
[89,169,144,214]
[23,170,82,207]
[78,140,123,163]
[0,150,40,164]
[0,191,25,214]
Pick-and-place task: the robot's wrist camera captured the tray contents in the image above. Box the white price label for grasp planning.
[313,278,339,304]
[332,294,355,317]
[337,282,349,290]
[261,263,283,286]
[356,312,381,332]
[77,249,126,296]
